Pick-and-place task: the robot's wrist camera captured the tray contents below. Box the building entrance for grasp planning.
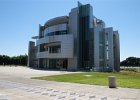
[49,59,67,69]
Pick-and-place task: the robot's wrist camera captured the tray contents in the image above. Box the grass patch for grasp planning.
[121,67,140,72]
[32,72,140,89]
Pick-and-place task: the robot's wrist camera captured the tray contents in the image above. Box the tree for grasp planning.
[120,57,140,67]
[0,54,28,66]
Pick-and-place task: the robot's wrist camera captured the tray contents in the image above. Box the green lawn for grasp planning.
[32,72,140,89]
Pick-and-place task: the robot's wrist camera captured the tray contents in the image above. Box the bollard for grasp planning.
[108,76,117,88]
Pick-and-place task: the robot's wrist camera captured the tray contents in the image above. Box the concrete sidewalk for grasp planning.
[0,66,140,100]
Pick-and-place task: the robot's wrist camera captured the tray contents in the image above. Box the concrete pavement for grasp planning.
[0,66,140,100]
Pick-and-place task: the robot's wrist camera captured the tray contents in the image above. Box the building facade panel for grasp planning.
[94,26,102,71]
[113,31,120,71]
[36,34,73,45]
[28,2,120,72]
[105,28,114,71]
[44,23,67,36]
[36,34,73,59]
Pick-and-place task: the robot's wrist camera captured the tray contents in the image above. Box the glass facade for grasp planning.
[39,25,44,38]
[30,2,120,72]
[49,59,67,69]
[39,58,68,69]
[39,43,61,53]
[39,44,46,52]
[99,31,105,68]
[45,30,68,36]
[49,45,61,53]
[78,4,91,69]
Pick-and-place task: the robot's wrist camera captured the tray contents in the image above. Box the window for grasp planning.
[106,33,109,45]
[47,32,55,36]
[60,30,67,35]
[45,30,68,36]
[106,51,109,60]
[49,45,61,53]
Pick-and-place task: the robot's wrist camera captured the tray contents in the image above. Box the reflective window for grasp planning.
[45,30,68,36]
[49,45,61,53]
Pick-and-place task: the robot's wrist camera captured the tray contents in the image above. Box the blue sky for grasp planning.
[0,0,140,61]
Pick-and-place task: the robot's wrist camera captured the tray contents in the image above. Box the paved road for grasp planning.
[0,66,140,100]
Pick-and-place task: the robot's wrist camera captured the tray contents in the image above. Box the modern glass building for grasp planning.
[28,2,120,72]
